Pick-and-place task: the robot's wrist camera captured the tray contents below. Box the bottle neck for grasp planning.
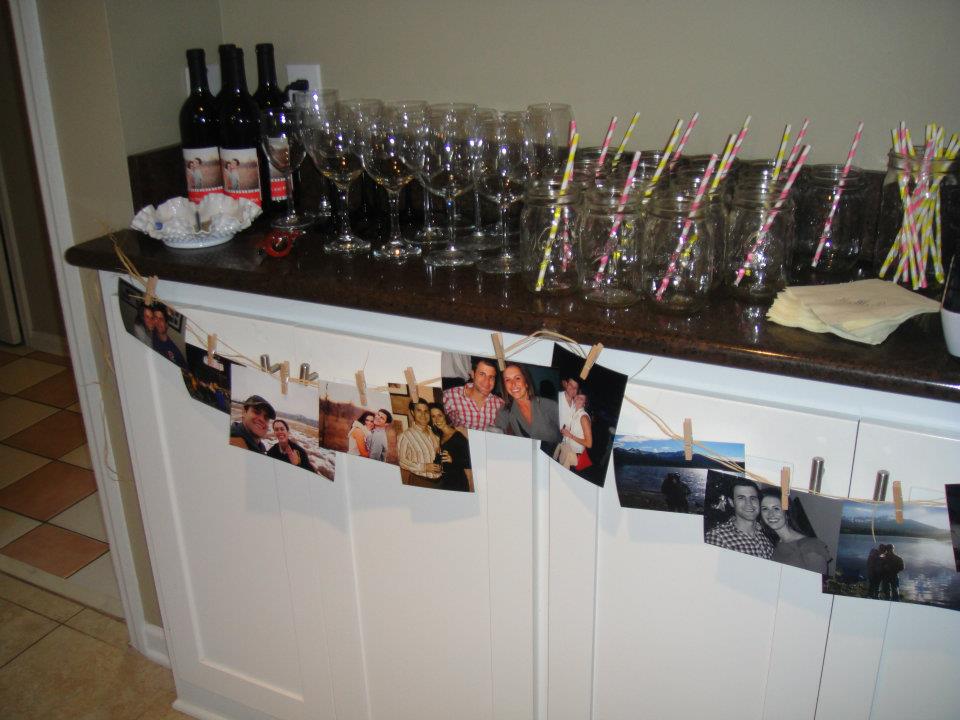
[186,50,210,95]
[256,44,279,91]
[222,48,250,96]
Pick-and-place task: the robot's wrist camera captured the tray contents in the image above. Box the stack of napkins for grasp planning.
[767,279,940,345]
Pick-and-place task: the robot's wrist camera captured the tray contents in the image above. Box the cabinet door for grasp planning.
[817,421,960,720]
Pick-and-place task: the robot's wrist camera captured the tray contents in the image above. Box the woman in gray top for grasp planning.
[491,363,561,444]
[759,488,832,575]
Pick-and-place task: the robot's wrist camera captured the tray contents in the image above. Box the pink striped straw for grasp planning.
[656,154,718,301]
[594,152,642,281]
[596,116,618,177]
[734,145,810,286]
[569,119,577,146]
[669,112,700,172]
[812,121,864,267]
[783,118,810,176]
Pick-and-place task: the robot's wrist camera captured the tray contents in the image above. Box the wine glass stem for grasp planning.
[387,190,402,244]
[284,173,295,219]
[336,184,352,238]
[473,189,482,230]
[422,185,434,230]
[446,195,458,252]
[498,203,509,256]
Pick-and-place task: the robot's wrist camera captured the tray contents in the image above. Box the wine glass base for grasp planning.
[325,233,371,255]
[373,242,422,260]
[459,235,501,253]
[424,248,477,268]
[412,226,447,247]
[271,213,314,230]
[479,254,522,275]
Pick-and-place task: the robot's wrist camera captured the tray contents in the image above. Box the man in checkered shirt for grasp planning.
[705,478,774,559]
[443,357,505,431]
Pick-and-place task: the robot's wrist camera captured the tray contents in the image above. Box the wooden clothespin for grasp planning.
[404,367,419,403]
[780,467,791,510]
[579,343,604,380]
[491,333,507,371]
[206,334,217,364]
[892,480,904,524]
[143,276,158,306]
[682,418,693,461]
[355,370,368,407]
[280,361,289,395]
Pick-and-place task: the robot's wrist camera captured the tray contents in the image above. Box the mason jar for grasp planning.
[641,191,717,313]
[522,177,582,294]
[793,164,865,278]
[577,186,643,306]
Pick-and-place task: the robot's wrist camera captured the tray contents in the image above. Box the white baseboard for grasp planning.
[140,621,170,668]
[173,678,286,720]
[26,329,67,355]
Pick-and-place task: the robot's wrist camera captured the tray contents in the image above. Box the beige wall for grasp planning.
[221,0,960,170]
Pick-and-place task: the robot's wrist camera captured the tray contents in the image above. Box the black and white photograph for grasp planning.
[824,499,960,611]
[316,380,398,466]
[703,471,775,560]
[758,488,842,575]
[229,364,335,481]
[544,344,628,487]
[614,437,745,514]
[947,484,960,572]
[117,277,188,369]
[181,343,232,414]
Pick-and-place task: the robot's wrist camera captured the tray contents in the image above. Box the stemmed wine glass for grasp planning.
[290,88,338,221]
[526,102,573,177]
[299,100,370,254]
[259,107,310,229]
[357,101,425,260]
[461,107,499,253]
[420,103,479,267]
[477,111,530,274]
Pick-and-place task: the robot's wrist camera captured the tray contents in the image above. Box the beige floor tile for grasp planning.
[59,443,93,470]
[0,625,174,719]
[49,493,108,542]
[67,402,82,413]
[0,344,32,357]
[0,445,51,490]
[0,508,40,548]
[133,688,194,719]
[0,597,58,666]
[65,608,129,650]
[25,350,70,367]
[0,571,82,622]
[0,397,58,441]
[0,358,64,395]
[66,551,121,603]
[17,369,78,408]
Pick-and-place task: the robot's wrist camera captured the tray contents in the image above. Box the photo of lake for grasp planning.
[613,437,745,514]
[824,499,960,612]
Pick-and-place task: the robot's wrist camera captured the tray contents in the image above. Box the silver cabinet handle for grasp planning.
[873,470,890,501]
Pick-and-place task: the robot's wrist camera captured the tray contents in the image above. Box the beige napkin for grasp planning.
[767,279,940,345]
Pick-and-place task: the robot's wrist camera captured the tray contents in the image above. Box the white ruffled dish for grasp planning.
[131,194,261,249]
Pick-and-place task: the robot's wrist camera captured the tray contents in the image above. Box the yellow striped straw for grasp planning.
[710,134,736,192]
[610,112,641,169]
[535,133,579,291]
[644,119,684,198]
[771,123,791,181]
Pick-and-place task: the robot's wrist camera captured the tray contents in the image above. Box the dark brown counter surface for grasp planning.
[65,227,960,403]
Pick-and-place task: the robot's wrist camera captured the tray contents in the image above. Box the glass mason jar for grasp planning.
[723,170,796,302]
[641,191,717,313]
[793,164,865,278]
[672,167,726,289]
[874,148,957,292]
[577,187,643,306]
[522,177,582,294]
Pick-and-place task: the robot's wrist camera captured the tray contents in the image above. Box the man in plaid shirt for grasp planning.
[443,357,505,431]
[705,479,774,559]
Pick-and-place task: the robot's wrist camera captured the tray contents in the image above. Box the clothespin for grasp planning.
[206,334,217,364]
[579,343,604,380]
[404,367,419,403]
[682,418,693,461]
[355,370,368,407]
[143,276,158,306]
[892,480,904,524]
[491,333,507,371]
[280,361,289,395]
[780,467,791,510]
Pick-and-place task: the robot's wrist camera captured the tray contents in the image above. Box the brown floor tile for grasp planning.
[0,462,97,521]
[17,370,78,409]
[0,350,19,367]
[0,525,107,578]
[4,410,86,459]
[25,350,70,367]
[0,572,83,622]
[65,608,129,649]
[0,597,58,666]
[0,358,64,395]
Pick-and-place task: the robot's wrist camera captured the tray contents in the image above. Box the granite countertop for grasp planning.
[65,227,960,403]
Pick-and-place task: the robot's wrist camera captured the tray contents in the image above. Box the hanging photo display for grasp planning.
[546,345,628,487]
[181,343,232,414]
[229,364,335,481]
[824,499,960,611]
[947,484,960,572]
[117,278,187,368]
[317,380,398,466]
[614,437,746,514]
[756,488,842,576]
[703,472,775,559]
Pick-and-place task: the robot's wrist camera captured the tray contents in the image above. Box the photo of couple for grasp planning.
[117,278,188,369]
[181,343,232,414]
[316,380,399,467]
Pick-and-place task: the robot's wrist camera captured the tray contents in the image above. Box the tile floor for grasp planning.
[0,571,189,719]
[0,344,123,617]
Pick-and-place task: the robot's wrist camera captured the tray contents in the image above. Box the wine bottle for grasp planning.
[218,47,264,207]
[180,49,222,203]
[253,43,287,210]
[214,44,236,104]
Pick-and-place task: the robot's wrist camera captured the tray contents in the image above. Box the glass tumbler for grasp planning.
[793,164,865,278]
[521,177,582,294]
[578,187,643,306]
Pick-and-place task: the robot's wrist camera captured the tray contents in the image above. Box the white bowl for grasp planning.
[131,195,261,249]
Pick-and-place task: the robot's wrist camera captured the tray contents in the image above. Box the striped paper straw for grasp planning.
[569,119,577,145]
[783,117,809,176]
[535,133,579,291]
[811,121,864,267]
[656,154,718,301]
[596,116,618,177]
[644,118,684,198]
[734,145,810,286]
[711,133,737,190]
[594,152,642,281]
[669,112,700,172]
[610,111,640,169]
[771,123,791,181]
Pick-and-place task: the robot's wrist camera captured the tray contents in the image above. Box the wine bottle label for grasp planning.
[183,147,223,203]
[264,137,288,201]
[220,147,262,206]
[269,160,287,201]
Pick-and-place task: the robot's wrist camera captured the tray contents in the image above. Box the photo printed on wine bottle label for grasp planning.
[183,146,223,202]
[266,137,288,201]
[220,147,262,206]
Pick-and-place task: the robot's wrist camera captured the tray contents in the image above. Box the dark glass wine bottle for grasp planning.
[214,44,236,104]
[218,47,264,207]
[253,43,287,210]
[179,49,222,203]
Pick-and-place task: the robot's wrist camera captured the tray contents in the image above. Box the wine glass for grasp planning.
[421,103,479,267]
[526,102,573,177]
[299,100,369,254]
[357,101,425,260]
[461,107,500,253]
[477,111,530,274]
[290,88,338,220]
[259,107,310,229]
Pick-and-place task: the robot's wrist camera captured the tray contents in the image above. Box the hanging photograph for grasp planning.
[229,363,335,481]
[824,498,960,611]
[543,344,628,487]
[757,488,843,576]
[703,471,776,560]
[116,277,187,369]
[441,352,560,444]
[614,437,745,514]
[948,484,960,572]
[317,380,398,465]
[181,343,232,414]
